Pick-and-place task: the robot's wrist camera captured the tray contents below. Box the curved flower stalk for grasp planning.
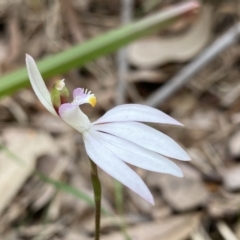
[26,54,190,205]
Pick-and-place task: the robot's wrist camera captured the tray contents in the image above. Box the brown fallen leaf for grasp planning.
[221,165,240,191]
[220,81,240,107]
[128,6,212,68]
[102,213,201,240]
[32,155,69,211]
[229,130,240,158]
[127,70,167,83]
[231,113,240,125]
[146,164,208,212]
[187,148,214,176]
[159,175,209,211]
[170,92,198,118]
[83,214,148,235]
[18,223,64,239]
[0,128,59,215]
[32,113,72,133]
[63,231,91,240]
[207,191,240,218]
[128,188,153,215]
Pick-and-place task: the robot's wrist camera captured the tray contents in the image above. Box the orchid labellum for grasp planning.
[26,54,190,205]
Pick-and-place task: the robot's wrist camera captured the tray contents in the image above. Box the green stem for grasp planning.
[90,160,102,240]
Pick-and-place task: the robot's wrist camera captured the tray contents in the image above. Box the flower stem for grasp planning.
[90,160,102,240]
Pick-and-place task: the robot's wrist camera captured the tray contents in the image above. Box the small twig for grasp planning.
[216,221,240,240]
[144,22,240,107]
[201,141,225,174]
[191,224,213,240]
[0,97,28,123]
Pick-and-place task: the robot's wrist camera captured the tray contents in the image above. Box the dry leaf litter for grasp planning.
[0,0,240,239]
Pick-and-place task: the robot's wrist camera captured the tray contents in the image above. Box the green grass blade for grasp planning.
[0,1,198,97]
[0,143,25,166]
[36,171,94,207]
[36,172,108,214]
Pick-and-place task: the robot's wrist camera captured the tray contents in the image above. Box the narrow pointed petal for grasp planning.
[83,130,154,204]
[93,122,190,160]
[92,130,183,177]
[93,104,183,126]
[59,103,91,133]
[25,54,57,116]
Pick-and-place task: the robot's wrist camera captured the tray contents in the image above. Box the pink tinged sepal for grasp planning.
[93,104,183,126]
[92,130,183,177]
[25,54,58,117]
[83,129,154,205]
[92,122,190,161]
[59,103,91,133]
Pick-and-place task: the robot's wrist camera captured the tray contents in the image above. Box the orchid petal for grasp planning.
[92,130,183,177]
[93,104,182,126]
[59,103,91,133]
[83,129,154,204]
[25,54,57,116]
[92,122,190,160]
[72,88,96,107]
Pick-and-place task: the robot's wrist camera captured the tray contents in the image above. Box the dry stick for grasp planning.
[144,23,240,107]
[191,224,213,240]
[216,221,239,240]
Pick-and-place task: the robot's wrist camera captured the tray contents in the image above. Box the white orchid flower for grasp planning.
[26,54,190,205]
